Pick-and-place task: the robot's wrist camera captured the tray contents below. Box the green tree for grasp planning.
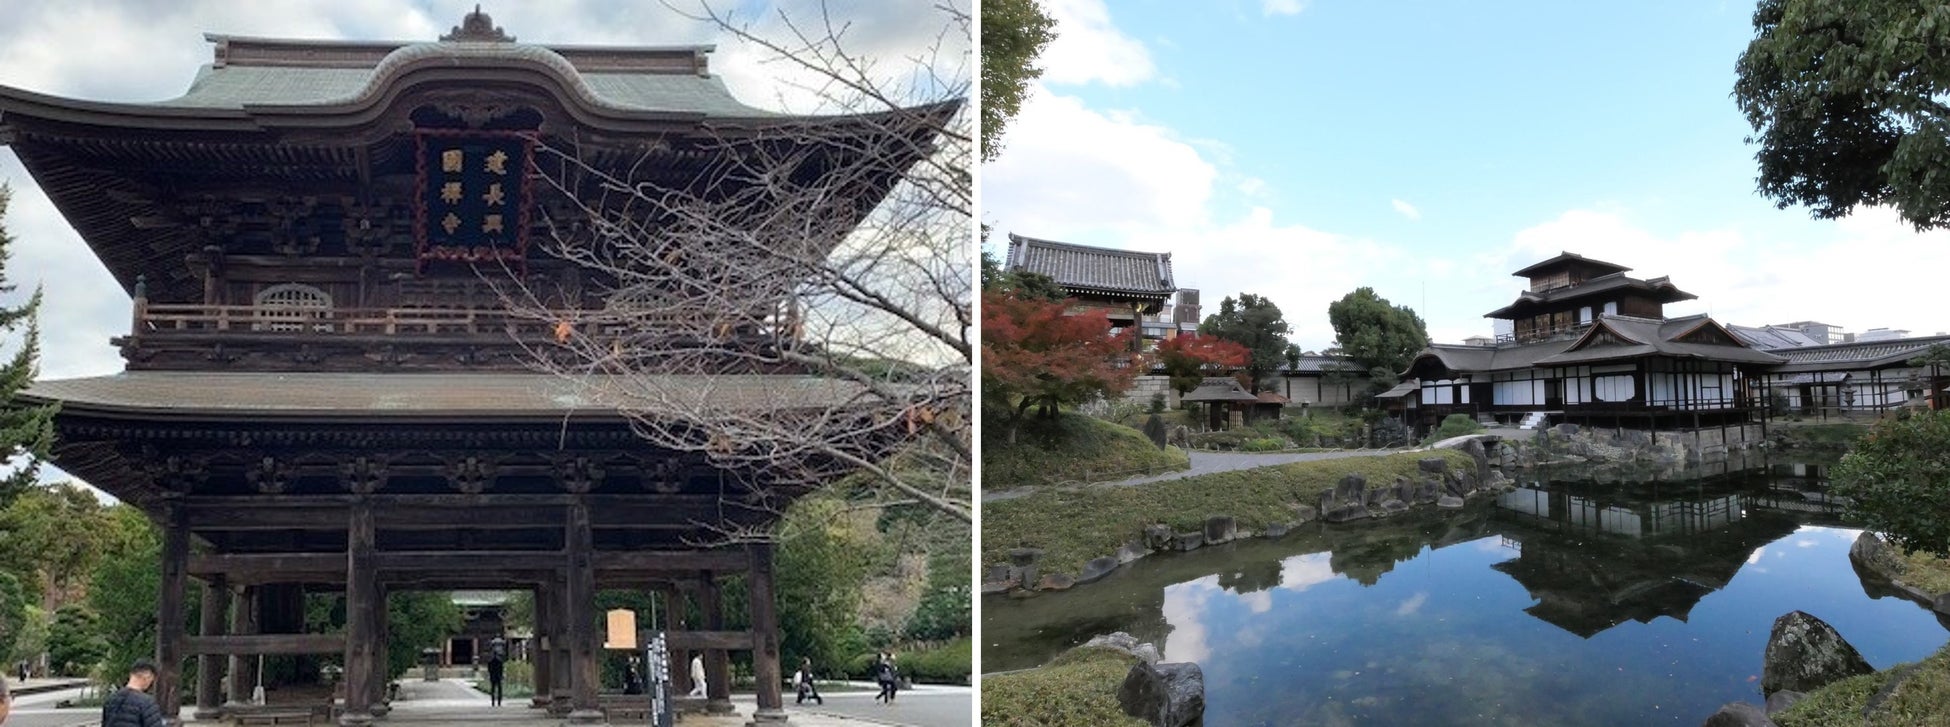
[0,188,57,504]
[981,0,1056,161]
[776,496,872,671]
[0,571,26,665]
[87,505,161,675]
[386,592,463,679]
[1733,1,1950,229]
[1327,287,1430,394]
[1199,293,1294,392]
[46,604,105,676]
[12,604,48,667]
[1832,409,1950,556]
[0,483,112,605]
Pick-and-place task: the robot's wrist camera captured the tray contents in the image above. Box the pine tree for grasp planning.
[0,187,57,504]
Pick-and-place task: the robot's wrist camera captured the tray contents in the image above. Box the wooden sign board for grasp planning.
[604,609,638,650]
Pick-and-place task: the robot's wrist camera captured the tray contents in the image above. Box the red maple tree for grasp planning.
[1155,333,1251,399]
[981,291,1141,442]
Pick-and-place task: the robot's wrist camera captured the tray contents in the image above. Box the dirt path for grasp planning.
[982,448,1415,502]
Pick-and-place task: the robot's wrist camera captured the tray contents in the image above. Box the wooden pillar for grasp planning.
[157,502,189,724]
[193,576,227,719]
[659,585,689,697]
[370,585,391,717]
[226,586,258,708]
[564,502,603,725]
[549,573,571,716]
[340,501,377,727]
[530,585,552,709]
[697,576,731,714]
[747,543,786,724]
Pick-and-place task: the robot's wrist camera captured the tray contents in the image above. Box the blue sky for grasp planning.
[982,0,1950,351]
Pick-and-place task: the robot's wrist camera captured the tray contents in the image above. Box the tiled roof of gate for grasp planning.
[1181,377,1260,402]
[23,371,874,418]
[1767,335,1950,373]
[1004,234,1176,297]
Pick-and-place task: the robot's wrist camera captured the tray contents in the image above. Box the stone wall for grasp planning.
[1497,423,1766,468]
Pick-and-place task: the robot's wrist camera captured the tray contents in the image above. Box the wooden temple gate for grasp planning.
[0,8,948,726]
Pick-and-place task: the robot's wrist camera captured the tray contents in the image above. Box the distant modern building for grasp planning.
[1004,233,1177,340]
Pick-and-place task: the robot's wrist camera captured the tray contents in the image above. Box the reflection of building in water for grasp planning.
[1488,468,1815,638]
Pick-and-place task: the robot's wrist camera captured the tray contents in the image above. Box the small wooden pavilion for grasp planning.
[2,9,948,726]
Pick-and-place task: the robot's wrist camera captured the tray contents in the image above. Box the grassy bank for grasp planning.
[1771,421,1869,452]
[980,647,1147,727]
[983,449,1475,575]
[983,412,1190,492]
[1898,548,1950,595]
[1775,643,1950,726]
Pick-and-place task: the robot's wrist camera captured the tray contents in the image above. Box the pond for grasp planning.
[983,457,1950,726]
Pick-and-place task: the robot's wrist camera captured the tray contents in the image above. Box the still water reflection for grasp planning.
[984,459,1950,726]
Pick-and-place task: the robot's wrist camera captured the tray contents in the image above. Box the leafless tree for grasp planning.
[500,1,971,528]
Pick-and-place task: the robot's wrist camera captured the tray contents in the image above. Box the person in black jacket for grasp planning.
[101,660,165,727]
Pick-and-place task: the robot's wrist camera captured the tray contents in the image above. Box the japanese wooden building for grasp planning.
[1402,252,1784,434]
[1003,233,1178,335]
[3,10,947,726]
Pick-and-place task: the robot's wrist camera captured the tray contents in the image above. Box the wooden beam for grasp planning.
[663,630,754,652]
[186,633,345,656]
[157,503,189,720]
[190,549,746,578]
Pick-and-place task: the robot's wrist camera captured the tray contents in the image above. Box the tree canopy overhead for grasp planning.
[1733,0,1950,229]
[1327,287,1430,393]
[981,0,1056,161]
[1198,294,1295,392]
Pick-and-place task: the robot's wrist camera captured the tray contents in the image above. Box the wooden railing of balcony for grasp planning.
[132,303,790,340]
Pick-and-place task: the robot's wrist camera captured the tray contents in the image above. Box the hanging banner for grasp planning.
[414,129,535,273]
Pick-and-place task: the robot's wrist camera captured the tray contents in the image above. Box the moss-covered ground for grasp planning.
[1775,643,1950,726]
[979,647,1148,727]
[982,449,1475,576]
[983,412,1189,492]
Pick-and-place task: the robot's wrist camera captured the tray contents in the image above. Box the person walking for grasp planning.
[100,660,165,727]
[485,641,506,707]
[792,658,822,706]
[687,654,706,698]
[872,652,899,705]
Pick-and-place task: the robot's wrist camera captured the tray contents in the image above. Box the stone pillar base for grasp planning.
[564,708,607,725]
[530,696,551,709]
[338,711,374,727]
[191,707,224,721]
[706,698,736,714]
[745,708,791,726]
[371,703,391,717]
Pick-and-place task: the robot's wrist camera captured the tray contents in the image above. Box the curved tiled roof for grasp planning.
[1004,234,1175,298]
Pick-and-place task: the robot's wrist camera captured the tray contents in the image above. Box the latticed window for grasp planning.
[253,283,333,332]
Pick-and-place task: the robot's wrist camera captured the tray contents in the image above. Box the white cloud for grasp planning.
[1396,591,1428,616]
[1037,0,1155,87]
[1392,198,1422,221]
[1161,576,1218,664]
[984,85,1215,233]
[1263,0,1308,17]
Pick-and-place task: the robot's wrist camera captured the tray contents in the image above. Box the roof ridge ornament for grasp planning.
[442,5,515,43]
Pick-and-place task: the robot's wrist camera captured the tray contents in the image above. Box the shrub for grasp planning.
[1240,437,1286,452]
[901,639,972,684]
[1423,413,1484,444]
[1833,410,1950,556]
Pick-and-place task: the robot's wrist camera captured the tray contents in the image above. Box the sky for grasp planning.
[0,0,966,489]
[982,0,1950,353]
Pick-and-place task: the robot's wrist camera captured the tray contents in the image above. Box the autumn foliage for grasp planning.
[981,291,1141,440]
[1155,333,1250,397]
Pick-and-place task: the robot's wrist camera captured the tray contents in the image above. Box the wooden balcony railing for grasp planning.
[131,303,789,341]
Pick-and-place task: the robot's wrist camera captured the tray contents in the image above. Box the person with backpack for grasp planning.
[872,652,899,705]
[100,660,165,727]
[792,658,822,705]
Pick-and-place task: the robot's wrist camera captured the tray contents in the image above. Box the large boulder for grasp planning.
[1848,532,1906,582]
[1701,702,1775,727]
[1077,556,1121,585]
[1204,516,1237,545]
[1117,660,1205,727]
[1418,457,1447,474]
[1760,611,1874,696]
